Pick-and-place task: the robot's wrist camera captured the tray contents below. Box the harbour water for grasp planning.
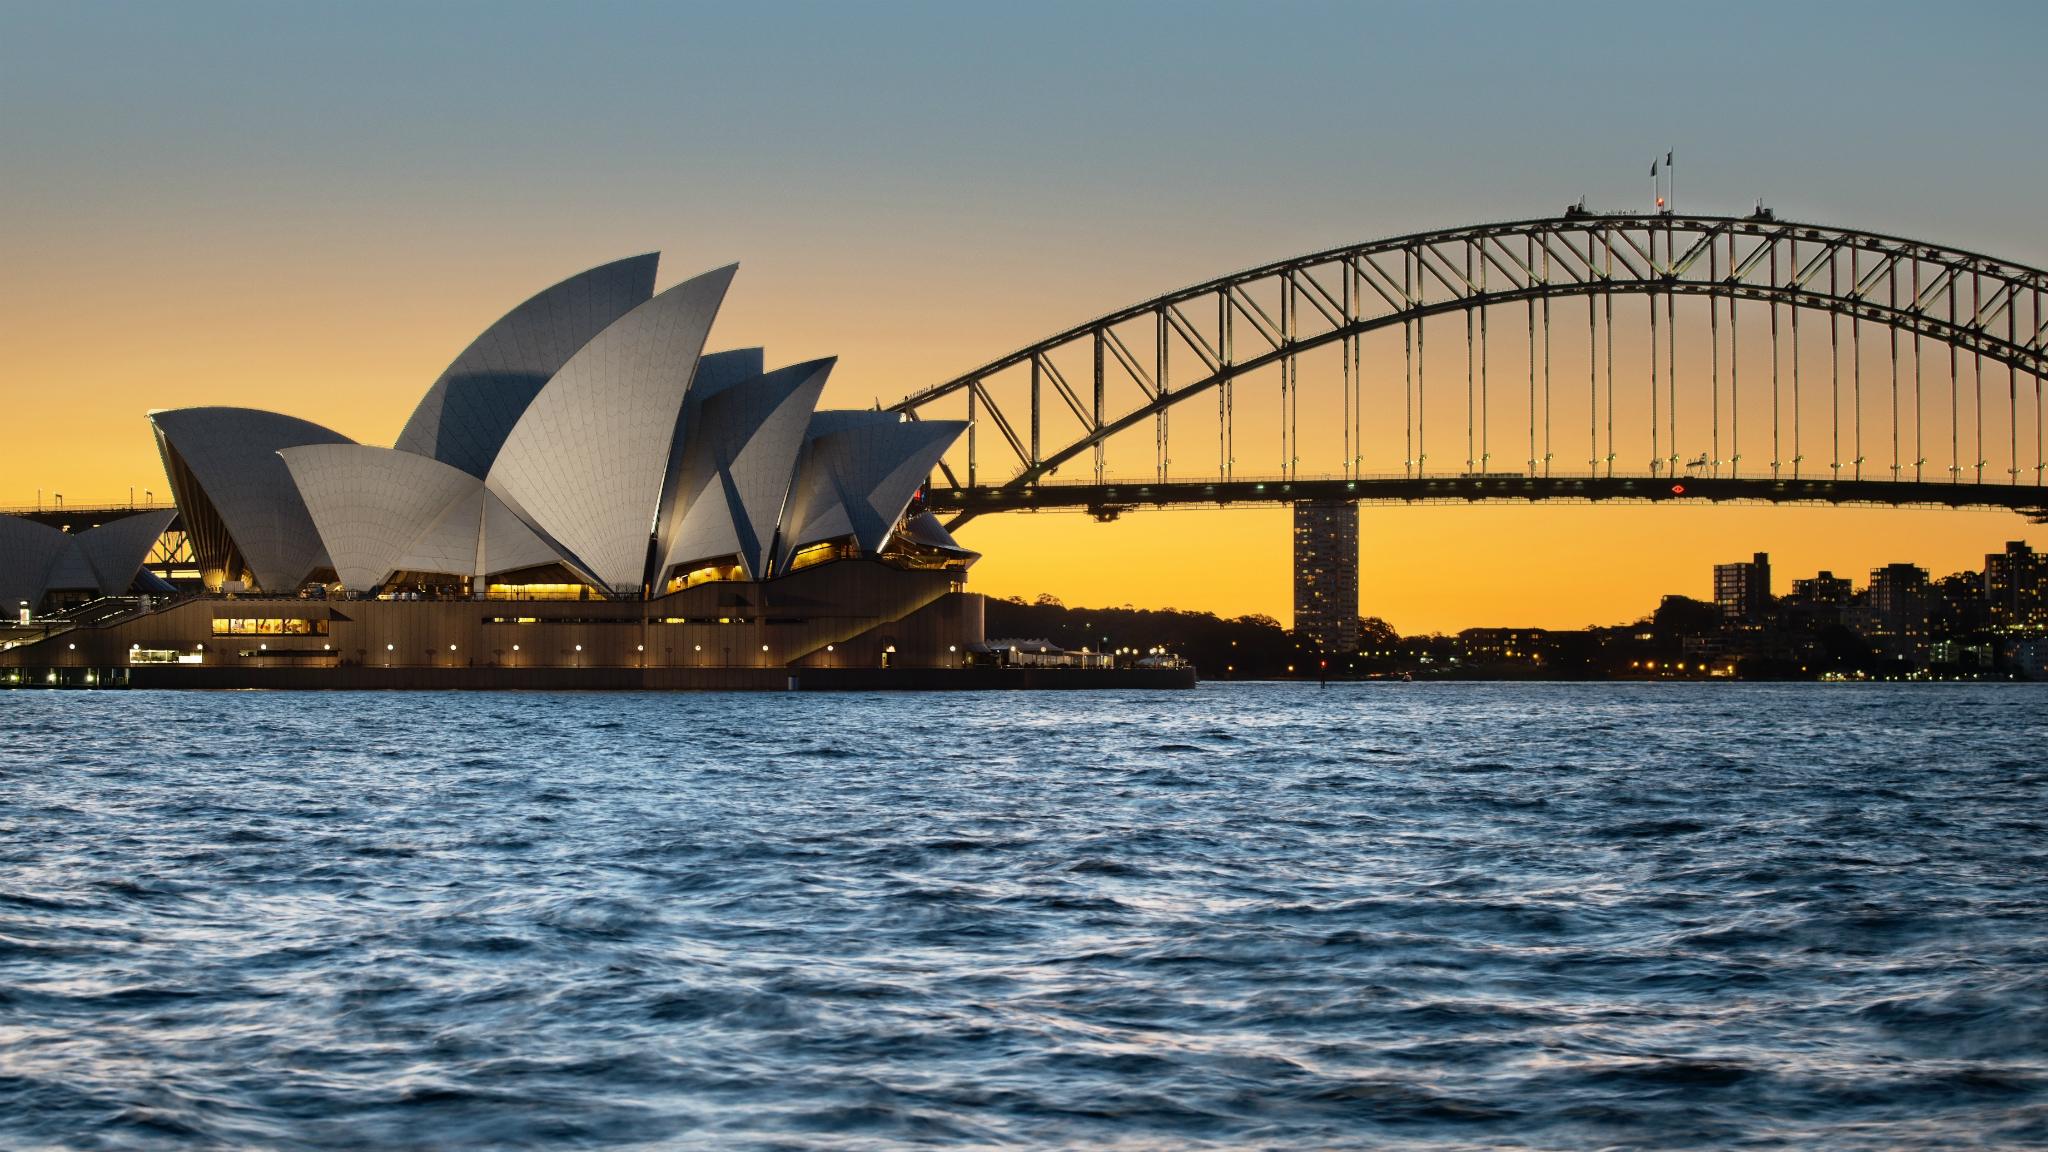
[2,683,2045,1149]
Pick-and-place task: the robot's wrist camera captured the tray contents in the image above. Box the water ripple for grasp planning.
[1,683,2045,1148]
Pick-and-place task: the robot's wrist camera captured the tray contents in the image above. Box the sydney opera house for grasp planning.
[3,256,1178,688]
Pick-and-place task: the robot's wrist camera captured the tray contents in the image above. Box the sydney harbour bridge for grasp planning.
[898,209,2048,533]
[18,208,2048,613]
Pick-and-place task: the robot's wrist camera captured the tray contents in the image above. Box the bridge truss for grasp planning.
[893,211,2048,524]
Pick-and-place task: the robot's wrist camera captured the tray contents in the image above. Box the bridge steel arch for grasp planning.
[893,212,2048,524]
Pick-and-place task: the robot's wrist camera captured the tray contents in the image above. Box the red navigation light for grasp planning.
[1671,483,1686,495]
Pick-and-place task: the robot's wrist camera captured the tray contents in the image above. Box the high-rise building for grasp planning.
[1713,552,1772,623]
[1292,499,1359,653]
[1866,562,1932,658]
[1984,541,2047,630]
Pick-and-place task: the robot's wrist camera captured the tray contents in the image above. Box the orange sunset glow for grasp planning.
[5,5,2044,634]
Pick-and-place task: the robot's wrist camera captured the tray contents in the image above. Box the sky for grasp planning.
[3,1,2045,632]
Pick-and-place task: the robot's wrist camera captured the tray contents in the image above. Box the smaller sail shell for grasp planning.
[772,415,967,572]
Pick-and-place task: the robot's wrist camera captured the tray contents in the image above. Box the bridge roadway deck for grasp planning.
[10,475,2046,541]
[925,474,2048,523]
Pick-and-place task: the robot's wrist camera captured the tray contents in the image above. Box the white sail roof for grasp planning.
[395,254,658,478]
[772,413,966,571]
[485,264,736,593]
[149,407,354,592]
[75,509,178,595]
[0,516,75,612]
[0,511,174,610]
[661,358,833,578]
[281,444,561,591]
[652,347,765,568]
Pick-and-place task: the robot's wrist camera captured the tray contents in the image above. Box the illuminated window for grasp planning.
[485,582,587,600]
[211,617,328,636]
[664,562,746,593]
[787,541,851,571]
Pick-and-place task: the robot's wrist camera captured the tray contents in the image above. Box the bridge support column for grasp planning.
[1292,499,1359,655]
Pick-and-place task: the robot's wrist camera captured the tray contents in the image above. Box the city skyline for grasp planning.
[6,1,2046,633]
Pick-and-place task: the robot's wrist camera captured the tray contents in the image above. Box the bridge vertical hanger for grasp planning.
[1711,237,1722,477]
[1341,256,1355,479]
[1665,235,1676,477]
[1729,229,1741,479]
[2009,283,2020,484]
[1030,356,1041,474]
[1772,241,1782,479]
[1792,236,1803,479]
[1832,255,1842,478]
[1478,241,1490,473]
[1950,271,1960,482]
[1973,270,1985,484]
[1605,227,1615,478]
[1282,268,1296,480]
[966,382,978,488]
[1217,292,1227,479]
[1156,309,1169,483]
[1852,247,1863,480]
[1650,233,1661,476]
[1890,258,1901,479]
[1545,244,1555,478]
[1913,255,1925,481]
[1404,248,1415,477]
[1092,330,1105,484]
[1465,241,1476,474]
[1527,235,1537,474]
[1415,246,1427,475]
[1588,236,1599,477]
